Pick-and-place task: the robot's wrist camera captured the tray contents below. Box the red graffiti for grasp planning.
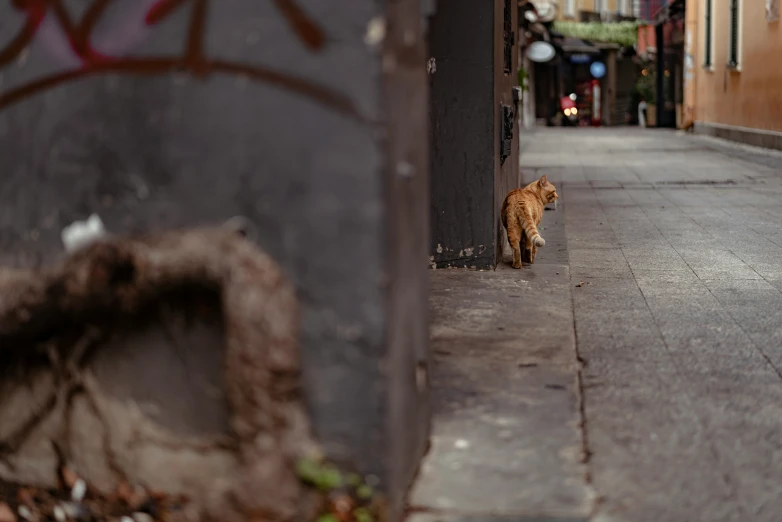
[0,0,359,118]
[3,0,137,67]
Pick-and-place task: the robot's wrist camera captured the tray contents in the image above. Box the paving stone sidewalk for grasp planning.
[524,128,782,522]
[409,128,782,522]
[408,184,593,522]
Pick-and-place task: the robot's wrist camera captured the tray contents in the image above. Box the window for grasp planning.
[703,0,713,67]
[728,0,740,68]
[566,0,576,17]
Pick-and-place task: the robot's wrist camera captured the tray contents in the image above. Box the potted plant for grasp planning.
[635,66,656,127]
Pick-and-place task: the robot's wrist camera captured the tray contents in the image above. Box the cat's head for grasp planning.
[538,175,558,203]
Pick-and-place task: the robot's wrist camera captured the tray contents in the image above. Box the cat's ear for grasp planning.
[539,175,548,186]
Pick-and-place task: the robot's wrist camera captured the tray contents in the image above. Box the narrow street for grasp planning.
[409,128,782,522]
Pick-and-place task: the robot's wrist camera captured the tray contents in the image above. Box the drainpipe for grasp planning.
[655,22,665,127]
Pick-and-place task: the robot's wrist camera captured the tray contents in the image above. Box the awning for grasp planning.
[558,37,601,54]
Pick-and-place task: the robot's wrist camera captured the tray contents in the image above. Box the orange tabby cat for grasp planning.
[501,175,559,268]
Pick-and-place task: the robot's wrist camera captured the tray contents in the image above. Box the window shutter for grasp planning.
[728,0,739,67]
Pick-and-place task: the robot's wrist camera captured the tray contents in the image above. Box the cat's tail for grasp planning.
[521,216,545,247]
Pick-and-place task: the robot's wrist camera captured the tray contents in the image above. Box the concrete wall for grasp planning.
[689,0,782,134]
[428,0,519,269]
[428,0,495,269]
[0,0,429,517]
[383,0,432,515]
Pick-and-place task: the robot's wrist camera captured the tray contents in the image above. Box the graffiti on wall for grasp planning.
[0,0,360,118]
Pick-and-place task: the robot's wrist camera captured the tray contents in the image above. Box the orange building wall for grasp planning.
[637,25,656,54]
[689,0,782,132]
[636,23,676,55]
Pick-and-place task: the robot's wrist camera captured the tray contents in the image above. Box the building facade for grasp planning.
[555,0,631,20]
[687,0,782,147]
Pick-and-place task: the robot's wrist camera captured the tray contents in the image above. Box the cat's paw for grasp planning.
[512,261,521,269]
[534,237,545,247]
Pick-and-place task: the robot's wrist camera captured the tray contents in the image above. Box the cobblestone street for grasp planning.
[531,128,782,522]
[410,128,782,522]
